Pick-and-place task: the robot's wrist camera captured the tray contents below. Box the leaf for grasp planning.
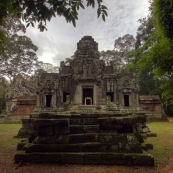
[102,10,108,16]
[79,2,85,9]
[71,17,76,27]
[26,23,30,27]
[101,5,108,10]
[102,14,105,22]
[97,8,101,18]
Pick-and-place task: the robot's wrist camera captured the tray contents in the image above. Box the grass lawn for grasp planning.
[146,121,173,165]
[0,124,22,153]
[0,121,173,166]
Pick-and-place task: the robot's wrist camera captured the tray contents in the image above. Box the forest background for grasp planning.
[0,0,173,116]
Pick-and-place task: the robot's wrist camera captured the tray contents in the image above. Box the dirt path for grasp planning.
[1,120,173,173]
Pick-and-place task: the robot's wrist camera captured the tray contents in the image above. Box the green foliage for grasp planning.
[0,29,9,55]
[155,0,173,41]
[0,85,6,113]
[29,62,59,84]
[0,16,39,82]
[11,0,108,31]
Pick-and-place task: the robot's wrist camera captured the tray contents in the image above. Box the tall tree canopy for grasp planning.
[154,0,173,41]
[0,16,39,82]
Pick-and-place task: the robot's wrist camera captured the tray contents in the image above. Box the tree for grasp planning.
[38,62,59,73]
[119,1,162,96]
[29,62,59,83]
[154,0,173,41]
[143,0,173,104]
[29,68,46,84]
[0,77,9,113]
[0,1,108,55]
[1,0,108,31]
[0,16,39,82]
[114,34,135,65]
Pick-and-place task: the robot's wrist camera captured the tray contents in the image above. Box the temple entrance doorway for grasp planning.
[46,95,52,107]
[83,88,93,105]
[124,95,129,106]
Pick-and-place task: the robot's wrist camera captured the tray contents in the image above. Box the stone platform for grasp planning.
[15,113,154,166]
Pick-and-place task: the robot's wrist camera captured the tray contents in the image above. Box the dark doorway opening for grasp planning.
[86,98,91,105]
[83,88,93,105]
[124,95,129,106]
[106,92,114,102]
[63,92,70,103]
[46,95,52,107]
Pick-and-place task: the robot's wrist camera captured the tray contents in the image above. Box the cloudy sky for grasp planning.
[25,0,150,66]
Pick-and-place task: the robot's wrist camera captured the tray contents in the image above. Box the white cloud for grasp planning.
[24,0,150,66]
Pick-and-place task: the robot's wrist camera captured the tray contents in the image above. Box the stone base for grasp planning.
[14,152,154,166]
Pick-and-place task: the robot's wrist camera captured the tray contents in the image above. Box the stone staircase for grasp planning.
[15,114,154,166]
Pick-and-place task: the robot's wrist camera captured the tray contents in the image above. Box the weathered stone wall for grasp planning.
[10,96,36,116]
[138,95,167,121]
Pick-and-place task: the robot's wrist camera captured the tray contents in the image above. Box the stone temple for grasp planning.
[15,36,154,166]
[37,36,139,109]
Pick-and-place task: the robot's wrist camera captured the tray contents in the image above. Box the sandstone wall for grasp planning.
[10,96,36,116]
[138,95,167,121]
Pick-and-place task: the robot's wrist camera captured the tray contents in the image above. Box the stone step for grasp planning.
[25,142,143,153]
[69,125,99,134]
[14,152,154,166]
[69,133,100,143]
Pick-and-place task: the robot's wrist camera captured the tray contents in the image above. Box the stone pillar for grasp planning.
[93,85,96,105]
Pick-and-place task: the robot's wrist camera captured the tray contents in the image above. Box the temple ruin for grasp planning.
[15,36,155,166]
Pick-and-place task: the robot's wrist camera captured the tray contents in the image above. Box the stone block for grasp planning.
[26,153,42,162]
[84,134,100,142]
[133,154,154,166]
[33,135,69,144]
[100,134,114,143]
[65,144,83,152]
[70,118,85,125]
[127,134,139,144]
[26,144,85,153]
[99,117,136,132]
[113,154,125,165]
[69,125,85,134]
[146,132,157,137]
[113,134,128,144]
[83,143,101,152]
[61,153,83,164]
[110,145,119,152]
[84,125,99,133]
[69,134,85,143]
[85,118,99,125]
[124,155,134,165]
[129,145,143,153]
[100,144,111,152]
[83,153,100,165]
[35,119,69,136]
[41,153,61,163]
[17,142,27,150]
[99,154,115,164]
[145,143,153,150]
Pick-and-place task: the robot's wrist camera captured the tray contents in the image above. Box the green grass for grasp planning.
[0,124,22,132]
[0,124,22,153]
[145,121,173,165]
